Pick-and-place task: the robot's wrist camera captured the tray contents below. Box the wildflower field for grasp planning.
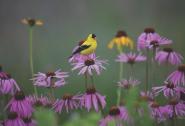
[0,0,185,126]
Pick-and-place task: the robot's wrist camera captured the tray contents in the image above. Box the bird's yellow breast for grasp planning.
[80,39,97,55]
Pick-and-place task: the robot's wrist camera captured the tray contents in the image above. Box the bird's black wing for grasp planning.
[72,45,91,55]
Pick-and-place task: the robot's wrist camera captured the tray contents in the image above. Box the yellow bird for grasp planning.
[70,34,97,57]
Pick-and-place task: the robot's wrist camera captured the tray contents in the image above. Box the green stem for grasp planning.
[171,117,177,126]
[130,65,134,77]
[172,106,177,126]
[117,61,123,106]
[153,118,157,126]
[84,73,88,89]
[90,75,94,87]
[166,63,170,78]
[100,107,105,117]
[164,120,168,126]
[1,95,6,119]
[145,48,149,91]
[151,48,156,87]
[51,88,55,101]
[29,27,38,96]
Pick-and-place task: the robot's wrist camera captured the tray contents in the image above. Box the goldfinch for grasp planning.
[70,34,97,57]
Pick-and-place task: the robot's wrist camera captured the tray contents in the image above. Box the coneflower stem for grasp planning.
[100,108,105,117]
[51,87,55,101]
[145,48,149,91]
[172,106,177,126]
[84,73,88,89]
[117,61,123,106]
[1,95,6,119]
[29,27,38,96]
[171,116,177,126]
[90,75,94,87]
[166,63,170,78]
[151,48,156,87]
[130,65,134,77]
[153,118,157,126]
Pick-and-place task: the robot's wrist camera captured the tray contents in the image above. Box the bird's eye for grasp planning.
[92,34,96,38]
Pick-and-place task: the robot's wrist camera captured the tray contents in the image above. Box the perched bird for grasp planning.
[70,34,97,57]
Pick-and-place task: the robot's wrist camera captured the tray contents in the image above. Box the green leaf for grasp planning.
[63,112,101,126]
[34,108,58,126]
[124,87,153,126]
[125,87,139,113]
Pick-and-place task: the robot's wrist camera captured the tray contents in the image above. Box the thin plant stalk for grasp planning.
[51,87,55,101]
[90,75,94,87]
[165,63,170,78]
[151,48,156,87]
[117,50,123,106]
[84,72,88,89]
[172,106,177,126]
[145,48,149,92]
[171,117,177,126]
[153,118,157,126]
[165,54,170,78]
[29,27,38,96]
[1,95,6,119]
[100,108,105,117]
[130,65,134,78]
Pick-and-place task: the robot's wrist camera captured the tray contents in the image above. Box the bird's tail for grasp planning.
[68,55,73,60]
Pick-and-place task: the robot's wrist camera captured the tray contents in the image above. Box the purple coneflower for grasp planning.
[6,91,33,118]
[0,66,20,95]
[140,91,154,102]
[23,118,37,126]
[27,95,51,107]
[80,87,106,112]
[69,53,96,63]
[99,106,129,126]
[137,28,161,50]
[118,78,140,89]
[32,69,68,88]
[116,52,146,65]
[71,55,107,75]
[149,101,163,120]
[152,81,185,98]
[167,64,185,86]
[165,98,185,117]
[155,47,183,65]
[4,112,25,126]
[149,103,173,122]
[52,93,81,113]
[160,106,174,122]
[147,37,172,49]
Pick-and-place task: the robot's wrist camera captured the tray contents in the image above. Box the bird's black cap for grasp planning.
[92,34,96,38]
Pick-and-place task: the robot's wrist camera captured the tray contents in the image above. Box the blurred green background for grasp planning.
[0,0,185,125]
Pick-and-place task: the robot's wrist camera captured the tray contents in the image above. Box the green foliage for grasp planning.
[35,108,58,126]
[138,102,153,126]
[63,112,101,126]
[0,115,3,121]
[107,121,116,126]
[125,87,139,113]
[125,87,153,126]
